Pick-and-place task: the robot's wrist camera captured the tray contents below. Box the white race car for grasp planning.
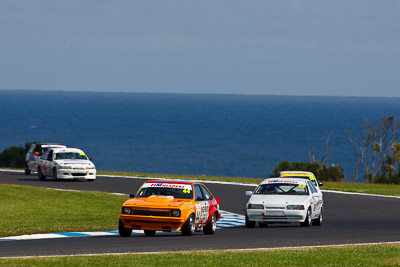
[38,148,96,181]
[245,178,323,227]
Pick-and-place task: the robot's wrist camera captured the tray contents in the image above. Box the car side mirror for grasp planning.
[196,196,203,201]
[129,194,135,198]
[318,182,323,187]
[246,191,253,196]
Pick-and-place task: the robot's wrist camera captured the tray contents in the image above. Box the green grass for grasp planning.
[1,244,400,266]
[322,181,400,197]
[0,184,128,237]
[98,170,264,184]
[98,170,400,197]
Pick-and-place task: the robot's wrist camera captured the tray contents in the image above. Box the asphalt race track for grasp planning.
[1,171,400,257]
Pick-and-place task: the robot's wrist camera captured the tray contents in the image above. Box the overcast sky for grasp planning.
[1,1,400,97]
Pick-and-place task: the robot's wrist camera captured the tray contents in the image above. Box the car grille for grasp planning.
[132,209,170,217]
[71,173,87,176]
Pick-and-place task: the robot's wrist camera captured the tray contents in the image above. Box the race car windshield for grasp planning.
[254,183,309,195]
[54,152,88,160]
[136,187,193,199]
[281,176,318,186]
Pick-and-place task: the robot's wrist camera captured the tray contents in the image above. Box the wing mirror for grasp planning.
[245,191,253,196]
[129,194,135,198]
[318,182,323,187]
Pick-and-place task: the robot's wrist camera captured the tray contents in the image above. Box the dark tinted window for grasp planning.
[194,184,204,201]
[200,185,212,200]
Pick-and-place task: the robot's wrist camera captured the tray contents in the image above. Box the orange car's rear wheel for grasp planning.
[203,213,217,235]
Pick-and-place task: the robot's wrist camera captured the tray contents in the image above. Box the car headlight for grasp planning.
[286,205,305,210]
[87,165,95,169]
[58,165,71,169]
[247,204,264,209]
[122,207,132,215]
[171,209,181,217]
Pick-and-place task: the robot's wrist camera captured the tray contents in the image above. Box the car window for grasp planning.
[34,145,42,155]
[200,185,213,200]
[194,184,204,201]
[54,152,88,160]
[280,175,318,187]
[28,145,35,153]
[41,151,49,160]
[308,181,317,194]
[254,183,309,195]
[136,184,193,199]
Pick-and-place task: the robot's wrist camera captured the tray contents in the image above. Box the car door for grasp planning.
[41,150,53,175]
[193,184,210,227]
[307,181,321,217]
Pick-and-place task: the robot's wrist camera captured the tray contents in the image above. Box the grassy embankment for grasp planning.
[1,244,400,266]
[0,184,127,237]
[98,170,400,197]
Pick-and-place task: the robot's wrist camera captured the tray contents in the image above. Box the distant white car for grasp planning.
[245,178,323,227]
[279,171,323,195]
[38,148,96,181]
[25,143,66,175]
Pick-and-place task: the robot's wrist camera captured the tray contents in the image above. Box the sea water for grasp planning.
[1,90,399,181]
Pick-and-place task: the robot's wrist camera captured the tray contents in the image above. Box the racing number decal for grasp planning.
[200,201,210,225]
[195,203,201,224]
[195,201,210,226]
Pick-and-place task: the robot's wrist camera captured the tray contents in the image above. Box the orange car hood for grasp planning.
[124,196,191,208]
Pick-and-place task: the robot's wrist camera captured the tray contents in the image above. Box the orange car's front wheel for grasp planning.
[181,214,195,236]
[118,219,132,237]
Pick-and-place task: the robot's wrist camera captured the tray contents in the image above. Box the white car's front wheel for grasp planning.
[52,168,58,180]
[245,213,256,228]
[301,208,312,227]
[37,167,46,180]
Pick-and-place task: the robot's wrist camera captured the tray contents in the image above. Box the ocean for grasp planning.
[1,90,400,181]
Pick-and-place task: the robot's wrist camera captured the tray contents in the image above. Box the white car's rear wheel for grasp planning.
[312,207,322,226]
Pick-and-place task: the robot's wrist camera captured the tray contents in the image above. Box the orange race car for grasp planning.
[118,180,220,237]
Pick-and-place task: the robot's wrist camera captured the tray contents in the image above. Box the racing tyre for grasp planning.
[245,214,256,228]
[52,168,58,180]
[203,213,217,235]
[144,230,156,236]
[301,208,312,227]
[37,167,46,180]
[24,165,31,175]
[312,207,322,226]
[181,214,195,236]
[118,219,132,237]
